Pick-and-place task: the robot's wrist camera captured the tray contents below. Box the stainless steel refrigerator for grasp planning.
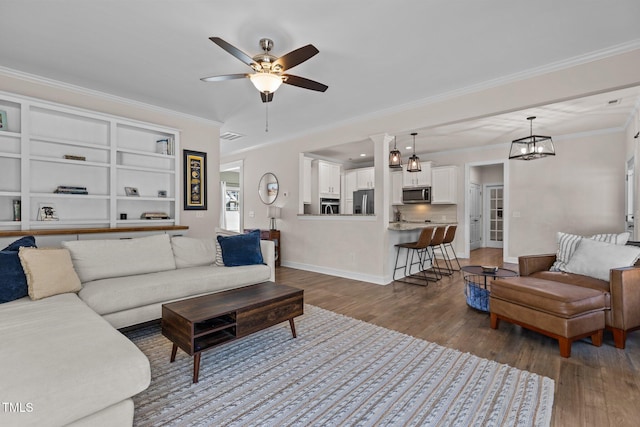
[353,189,374,214]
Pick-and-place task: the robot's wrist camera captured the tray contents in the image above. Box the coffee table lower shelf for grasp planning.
[162,282,303,383]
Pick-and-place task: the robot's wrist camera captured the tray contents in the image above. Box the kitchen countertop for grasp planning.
[388,221,457,231]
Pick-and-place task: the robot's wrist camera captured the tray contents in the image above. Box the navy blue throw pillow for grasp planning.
[0,236,37,304]
[216,229,264,267]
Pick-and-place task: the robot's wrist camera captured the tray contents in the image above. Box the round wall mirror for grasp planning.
[258,172,279,205]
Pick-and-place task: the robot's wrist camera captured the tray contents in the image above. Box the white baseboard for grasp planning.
[281,261,389,286]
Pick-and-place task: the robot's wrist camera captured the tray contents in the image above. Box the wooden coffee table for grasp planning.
[161,281,303,383]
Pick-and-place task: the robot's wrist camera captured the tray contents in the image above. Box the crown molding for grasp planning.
[223,40,640,157]
[0,66,223,127]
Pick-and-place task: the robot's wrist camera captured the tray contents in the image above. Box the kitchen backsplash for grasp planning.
[394,204,457,223]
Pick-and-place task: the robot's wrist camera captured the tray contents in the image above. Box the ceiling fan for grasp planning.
[201,37,328,103]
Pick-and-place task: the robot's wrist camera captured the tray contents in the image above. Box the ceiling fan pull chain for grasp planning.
[265,97,269,132]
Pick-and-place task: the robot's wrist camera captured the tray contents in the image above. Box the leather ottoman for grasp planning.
[489,276,608,357]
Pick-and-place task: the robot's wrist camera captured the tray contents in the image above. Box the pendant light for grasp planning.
[388,136,402,169]
[509,116,555,160]
[407,132,421,172]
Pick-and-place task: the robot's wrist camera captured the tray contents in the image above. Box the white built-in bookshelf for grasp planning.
[0,91,180,231]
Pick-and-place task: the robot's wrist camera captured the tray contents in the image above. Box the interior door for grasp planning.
[484,185,504,248]
[470,183,482,250]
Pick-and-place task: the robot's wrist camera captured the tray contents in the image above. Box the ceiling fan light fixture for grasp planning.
[406,132,421,172]
[249,73,283,93]
[508,116,555,160]
[389,136,402,169]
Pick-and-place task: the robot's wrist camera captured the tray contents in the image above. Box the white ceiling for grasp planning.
[1,1,640,158]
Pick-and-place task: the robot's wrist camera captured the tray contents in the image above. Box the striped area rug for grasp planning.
[126,305,554,426]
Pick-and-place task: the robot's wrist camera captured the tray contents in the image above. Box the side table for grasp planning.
[461,265,518,312]
[244,229,280,267]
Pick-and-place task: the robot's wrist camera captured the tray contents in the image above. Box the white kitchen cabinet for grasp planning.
[345,170,357,200]
[431,165,458,204]
[317,160,341,198]
[391,171,403,205]
[402,161,432,187]
[303,156,312,204]
[356,167,374,189]
[0,91,180,231]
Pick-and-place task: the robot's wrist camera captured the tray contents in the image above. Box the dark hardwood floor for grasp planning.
[275,248,640,427]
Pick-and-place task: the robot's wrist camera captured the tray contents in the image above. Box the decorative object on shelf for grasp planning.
[158,190,167,198]
[267,206,281,230]
[389,136,402,169]
[183,150,207,210]
[37,203,58,221]
[125,187,139,197]
[12,200,20,221]
[120,213,127,220]
[141,212,170,220]
[63,155,86,161]
[54,185,88,195]
[0,110,6,130]
[509,116,556,160]
[258,172,278,205]
[407,132,421,172]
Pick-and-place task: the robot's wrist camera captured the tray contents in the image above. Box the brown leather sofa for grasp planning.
[518,254,640,349]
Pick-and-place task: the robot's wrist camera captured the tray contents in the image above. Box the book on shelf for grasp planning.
[156,137,175,155]
[63,155,86,161]
[140,212,170,220]
[54,185,88,195]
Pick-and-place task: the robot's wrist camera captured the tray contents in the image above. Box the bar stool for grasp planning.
[428,226,450,276]
[392,227,440,285]
[433,225,461,273]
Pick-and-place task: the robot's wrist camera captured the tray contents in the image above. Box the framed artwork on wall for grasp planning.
[183,149,207,210]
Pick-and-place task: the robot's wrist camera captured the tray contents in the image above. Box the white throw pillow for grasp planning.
[171,236,216,269]
[563,238,640,281]
[550,231,630,272]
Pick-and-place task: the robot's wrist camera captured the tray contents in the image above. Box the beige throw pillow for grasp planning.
[18,247,82,300]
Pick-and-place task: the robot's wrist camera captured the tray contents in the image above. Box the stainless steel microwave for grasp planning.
[402,186,431,204]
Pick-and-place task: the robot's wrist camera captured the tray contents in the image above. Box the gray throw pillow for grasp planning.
[563,238,640,281]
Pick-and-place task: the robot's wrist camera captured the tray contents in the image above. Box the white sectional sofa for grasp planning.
[0,233,275,426]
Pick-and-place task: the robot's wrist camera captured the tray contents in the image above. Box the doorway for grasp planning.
[464,160,509,261]
[220,160,243,232]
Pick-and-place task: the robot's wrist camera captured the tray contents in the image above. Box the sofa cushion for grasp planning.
[0,236,36,304]
[171,236,216,269]
[78,264,271,316]
[18,247,82,300]
[217,229,264,267]
[563,238,640,281]
[550,231,630,272]
[0,293,150,427]
[63,234,176,282]
[530,270,611,293]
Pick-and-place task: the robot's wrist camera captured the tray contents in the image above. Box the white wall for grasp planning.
[0,71,221,237]
[223,48,640,283]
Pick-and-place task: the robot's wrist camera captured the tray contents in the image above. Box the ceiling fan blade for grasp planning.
[273,44,319,71]
[209,37,256,68]
[282,74,328,92]
[260,92,274,103]
[200,73,249,82]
